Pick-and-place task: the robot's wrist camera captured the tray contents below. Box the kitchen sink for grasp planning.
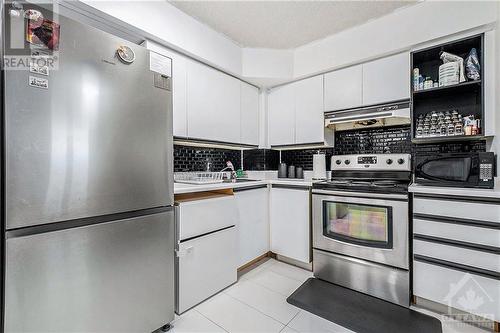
[223,178,259,183]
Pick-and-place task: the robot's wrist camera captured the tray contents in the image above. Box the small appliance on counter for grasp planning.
[313,152,327,180]
[278,163,287,178]
[414,152,496,189]
[296,167,304,179]
[288,165,296,178]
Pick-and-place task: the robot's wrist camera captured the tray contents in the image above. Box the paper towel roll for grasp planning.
[313,154,326,180]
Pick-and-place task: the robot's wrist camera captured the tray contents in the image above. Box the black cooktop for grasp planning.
[313,178,410,195]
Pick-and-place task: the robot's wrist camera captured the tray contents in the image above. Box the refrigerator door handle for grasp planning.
[175,246,194,257]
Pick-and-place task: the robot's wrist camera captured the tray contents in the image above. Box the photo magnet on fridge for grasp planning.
[26,11,60,51]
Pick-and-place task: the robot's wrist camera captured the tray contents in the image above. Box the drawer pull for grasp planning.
[414,254,500,280]
[414,213,500,230]
[175,246,194,257]
[414,193,500,205]
[413,234,500,255]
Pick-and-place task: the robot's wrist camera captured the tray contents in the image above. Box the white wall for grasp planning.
[293,1,498,79]
[242,48,294,81]
[82,0,242,75]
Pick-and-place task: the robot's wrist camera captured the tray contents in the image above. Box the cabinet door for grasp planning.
[240,83,260,146]
[235,187,269,267]
[177,227,237,314]
[268,84,295,146]
[186,61,241,143]
[215,72,241,143]
[362,52,410,105]
[295,76,324,144]
[270,186,310,263]
[186,60,217,141]
[324,65,362,111]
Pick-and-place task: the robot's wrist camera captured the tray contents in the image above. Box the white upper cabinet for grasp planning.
[362,52,410,106]
[324,65,362,111]
[215,72,241,143]
[186,60,241,143]
[268,84,295,146]
[186,60,217,141]
[295,76,325,144]
[240,83,260,146]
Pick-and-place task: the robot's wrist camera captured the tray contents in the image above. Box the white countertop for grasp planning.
[408,181,500,199]
[174,178,314,194]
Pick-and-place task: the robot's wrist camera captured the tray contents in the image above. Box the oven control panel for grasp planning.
[332,154,411,171]
[357,156,378,164]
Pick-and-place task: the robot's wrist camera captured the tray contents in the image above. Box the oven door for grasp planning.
[312,190,409,269]
[415,154,478,187]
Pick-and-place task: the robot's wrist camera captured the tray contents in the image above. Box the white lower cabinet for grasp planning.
[413,261,500,321]
[270,185,310,263]
[412,194,500,322]
[175,194,238,314]
[176,227,237,314]
[234,186,270,267]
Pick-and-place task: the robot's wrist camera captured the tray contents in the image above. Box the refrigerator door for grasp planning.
[5,209,175,333]
[4,8,173,230]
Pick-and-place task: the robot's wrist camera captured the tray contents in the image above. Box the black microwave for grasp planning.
[414,152,496,189]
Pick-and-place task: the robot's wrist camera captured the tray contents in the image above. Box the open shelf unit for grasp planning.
[410,34,484,144]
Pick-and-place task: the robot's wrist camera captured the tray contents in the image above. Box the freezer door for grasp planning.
[5,209,175,333]
[4,6,173,229]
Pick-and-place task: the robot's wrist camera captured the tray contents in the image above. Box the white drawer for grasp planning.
[414,196,500,223]
[178,195,238,241]
[413,260,500,321]
[414,218,500,248]
[414,239,500,272]
[176,226,237,314]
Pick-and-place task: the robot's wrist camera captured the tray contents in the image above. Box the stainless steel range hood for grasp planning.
[325,100,410,131]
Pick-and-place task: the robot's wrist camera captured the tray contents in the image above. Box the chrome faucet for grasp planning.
[205,159,212,172]
[220,161,236,180]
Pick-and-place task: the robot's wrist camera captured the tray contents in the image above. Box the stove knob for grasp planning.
[335,159,342,165]
[386,159,393,165]
[397,158,405,165]
[344,160,351,165]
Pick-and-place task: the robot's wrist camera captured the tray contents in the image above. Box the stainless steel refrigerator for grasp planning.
[2,3,175,332]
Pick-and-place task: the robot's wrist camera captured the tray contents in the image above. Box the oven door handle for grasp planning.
[312,189,408,201]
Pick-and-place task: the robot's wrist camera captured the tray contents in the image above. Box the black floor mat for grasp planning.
[287,278,442,333]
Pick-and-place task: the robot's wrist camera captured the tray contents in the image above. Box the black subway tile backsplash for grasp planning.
[281,148,335,171]
[334,126,412,155]
[174,145,241,172]
[174,127,486,172]
[243,149,279,171]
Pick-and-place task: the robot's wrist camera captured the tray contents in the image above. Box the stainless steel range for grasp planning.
[312,154,411,307]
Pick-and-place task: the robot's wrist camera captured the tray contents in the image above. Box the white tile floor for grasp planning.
[171,259,490,333]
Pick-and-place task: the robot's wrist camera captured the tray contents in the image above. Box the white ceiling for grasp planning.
[168,0,418,49]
